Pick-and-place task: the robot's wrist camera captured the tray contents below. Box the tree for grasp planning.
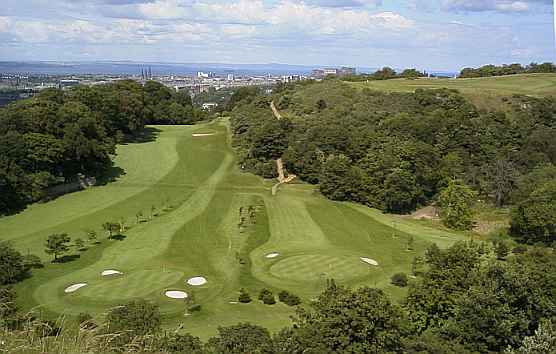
[278,290,301,306]
[74,238,85,251]
[102,222,120,239]
[494,240,510,260]
[258,288,276,305]
[44,233,71,261]
[374,67,397,80]
[106,299,161,346]
[438,179,476,230]
[206,323,273,354]
[238,288,252,303]
[86,230,97,243]
[391,272,409,287]
[0,242,30,285]
[384,168,423,214]
[510,180,556,244]
[157,333,204,354]
[278,283,406,353]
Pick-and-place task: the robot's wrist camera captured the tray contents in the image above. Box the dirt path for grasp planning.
[271,101,295,195]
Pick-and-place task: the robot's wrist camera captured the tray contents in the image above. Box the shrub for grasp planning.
[258,289,276,305]
[391,273,408,287]
[238,288,251,303]
[106,299,161,347]
[278,290,301,306]
[158,333,203,354]
[188,304,201,313]
[77,312,95,329]
[512,245,528,254]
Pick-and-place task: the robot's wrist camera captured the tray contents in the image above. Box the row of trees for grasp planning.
[342,67,427,82]
[460,62,556,78]
[0,80,205,215]
[3,241,556,353]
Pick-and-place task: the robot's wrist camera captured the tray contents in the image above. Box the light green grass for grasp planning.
[4,119,467,339]
[347,74,556,97]
[347,74,556,111]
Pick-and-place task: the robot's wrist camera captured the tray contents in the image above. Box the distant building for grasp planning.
[59,79,80,89]
[227,73,235,81]
[202,102,218,111]
[311,66,356,78]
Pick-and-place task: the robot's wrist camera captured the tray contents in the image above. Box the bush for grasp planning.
[391,273,408,287]
[106,299,161,347]
[258,289,276,305]
[238,288,252,303]
[22,254,43,269]
[512,245,528,254]
[278,290,301,306]
[158,333,203,354]
[188,304,201,313]
[207,323,273,354]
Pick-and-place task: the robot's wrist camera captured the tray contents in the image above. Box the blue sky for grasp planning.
[0,0,554,71]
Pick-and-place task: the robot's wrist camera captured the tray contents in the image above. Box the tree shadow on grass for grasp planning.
[52,254,81,263]
[109,234,127,241]
[123,127,162,145]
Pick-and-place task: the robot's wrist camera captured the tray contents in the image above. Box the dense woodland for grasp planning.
[459,62,556,78]
[0,80,205,215]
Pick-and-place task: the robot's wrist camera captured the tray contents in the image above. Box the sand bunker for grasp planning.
[187,277,207,286]
[192,133,215,137]
[266,252,280,259]
[360,257,379,266]
[101,270,123,276]
[165,290,188,299]
[65,283,88,293]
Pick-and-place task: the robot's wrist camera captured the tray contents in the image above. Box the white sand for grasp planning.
[192,133,215,137]
[165,290,188,299]
[266,252,280,259]
[101,270,123,276]
[360,257,379,266]
[65,283,88,293]
[187,277,207,286]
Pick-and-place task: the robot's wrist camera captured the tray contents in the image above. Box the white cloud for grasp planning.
[138,0,188,19]
[0,17,11,32]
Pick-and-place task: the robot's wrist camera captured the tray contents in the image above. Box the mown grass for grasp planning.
[5,119,467,339]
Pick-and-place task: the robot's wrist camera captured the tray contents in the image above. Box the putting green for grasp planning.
[5,118,466,339]
[269,254,372,282]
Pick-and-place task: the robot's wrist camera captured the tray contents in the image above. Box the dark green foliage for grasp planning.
[157,333,204,354]
[460,62,556,78]
[513,245,528,254]
[106,299,161,347]
[438,179,476,230]
[22,254,43,269]
[406,241,556,353]
[494,240,510,260]
[278,290,301,306]
[258,288,276,305]
[238,288,252,303]
[77,312,95,329]
[0,81,204,215]
[0,241,30,285]
[0,286,18,322]
[231,80,555,214]
[391,272,409,287]
[277,282,406,353]
[44,233,71,261]
[206,323,273,354]
[188,303,201,312]
[510,180,556,244]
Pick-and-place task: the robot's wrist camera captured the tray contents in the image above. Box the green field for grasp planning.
[2,119,465,338]
[347,73,556,110]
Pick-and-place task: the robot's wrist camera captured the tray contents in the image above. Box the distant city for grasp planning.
[0,61,457,107]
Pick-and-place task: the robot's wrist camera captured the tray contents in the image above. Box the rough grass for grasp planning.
[346,73,556,110]
[5,119,466,339]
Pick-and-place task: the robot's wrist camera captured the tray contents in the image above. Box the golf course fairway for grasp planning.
[2,119,465,338]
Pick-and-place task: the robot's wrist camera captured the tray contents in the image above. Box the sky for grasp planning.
[0,0,554,71]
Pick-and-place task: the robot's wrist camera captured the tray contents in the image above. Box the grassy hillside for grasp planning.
[2,119,466,339]
[346,73,556,110]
